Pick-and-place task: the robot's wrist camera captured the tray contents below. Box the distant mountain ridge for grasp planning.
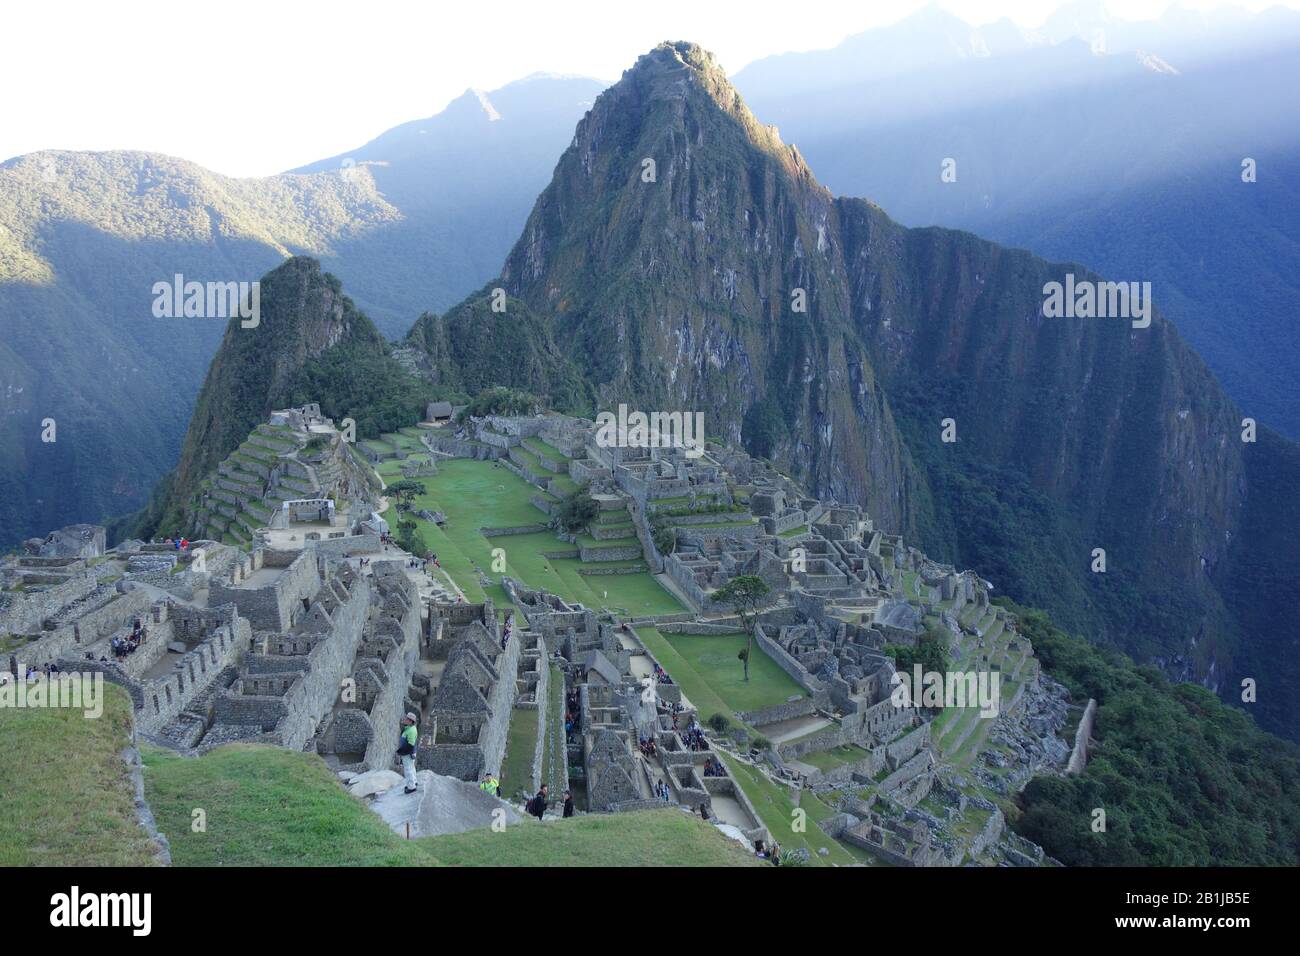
[731,3,1300,441]
[0,73,605,548]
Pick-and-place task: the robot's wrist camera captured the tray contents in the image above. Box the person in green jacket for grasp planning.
[398,713,419,794]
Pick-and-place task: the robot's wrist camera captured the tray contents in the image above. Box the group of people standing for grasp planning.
[525,784,574,820]
[108,618,148,661]
[395,715,575,820]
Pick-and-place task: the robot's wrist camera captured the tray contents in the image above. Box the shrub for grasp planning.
[555,483,599,533]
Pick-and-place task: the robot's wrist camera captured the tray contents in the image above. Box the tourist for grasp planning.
[562,790,574,818]
[754,840,768,860]
[527,784,548,820]
[397,713,419,794]
[479,773,500,797]
[769,841,782,867]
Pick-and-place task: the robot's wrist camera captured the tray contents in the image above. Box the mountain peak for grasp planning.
[608,41,810,183]
[621,41,735,108]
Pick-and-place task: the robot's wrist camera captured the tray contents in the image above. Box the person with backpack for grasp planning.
[397,713,419,794]
[527,784,548,820]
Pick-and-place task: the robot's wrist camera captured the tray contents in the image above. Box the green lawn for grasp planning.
[719,753,858,866]
[379,458,683,616]
[660,632,805,714]
[0,683,161,866]
[142,743,755,866]
[797,744,872,773]
[499,707,540,801]
[424,808,759,867]
[634,626,741,727]
[522,436,569,462]
[542,663,567,796]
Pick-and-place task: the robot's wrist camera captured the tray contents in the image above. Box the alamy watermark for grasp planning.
[50,886,151,936]
[1042,273,1151,329]
[0,668,105,719]
[594,403,705,459]
[151,273,260,328]
[890,665,1001,718]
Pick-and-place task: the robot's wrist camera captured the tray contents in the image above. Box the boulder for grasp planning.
[347,769,404,797]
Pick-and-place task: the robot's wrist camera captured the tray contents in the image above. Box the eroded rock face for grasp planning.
[495,43,913,534]
[413,41,1300,738]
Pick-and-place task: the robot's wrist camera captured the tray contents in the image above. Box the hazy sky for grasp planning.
[1,0,1292,176]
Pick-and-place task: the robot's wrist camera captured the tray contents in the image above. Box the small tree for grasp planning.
[649,511,676,554]
[885,621,952,713]
[386,479,427,512]
[555,483,599,533]
[712,575,771,682]
[394,517,428,558]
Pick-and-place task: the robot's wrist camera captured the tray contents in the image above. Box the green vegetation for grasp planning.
[142,743,753,866]
[386,479,428,510]
[377,457,682,615]
[121,258,432,541]
[554,482,599,533]
[409,292,594,418]
[422,809,758,867]
[634,627,803,723]
[1006,600,1300,867]
[144,744,425,866]
[796,745,872,773]
[885,620,951,708]
[456,386,539,421]
[719,753,857,866]
[648,511,677,553]
[499,708,540,801]
[710,575,771,683]
[0,683,160,866]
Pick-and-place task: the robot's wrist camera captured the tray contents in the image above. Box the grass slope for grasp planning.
[143,742,756,867]
[425,808,759,867]
[0,683,160,865]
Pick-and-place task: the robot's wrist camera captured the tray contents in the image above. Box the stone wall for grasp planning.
[480,633,522,776]
[752,621,822,694]
[136,612,253,736]
[271,570,370,750]
[359,569,423,770]
[738,694,822,729]
[309,533,381,556]
[426,435,500,461]
[24,587,154,667]
[208,551,321,632]
[0,572,98,635]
